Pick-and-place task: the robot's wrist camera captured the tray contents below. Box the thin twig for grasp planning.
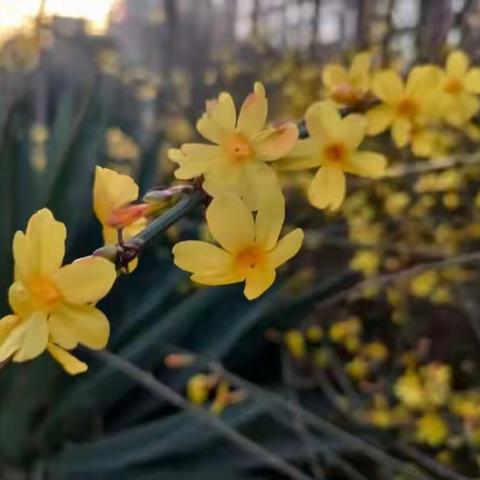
[315,251,480,312]
[282,352,325,479]
[92,349,314,480]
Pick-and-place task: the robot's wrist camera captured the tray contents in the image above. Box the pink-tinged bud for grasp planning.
[107,203,151,229]
[164,353,197,369]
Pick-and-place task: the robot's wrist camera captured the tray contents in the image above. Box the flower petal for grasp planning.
[49,303,110,350]
[406,65,442,97]
[322,64,348,89]
[255,191,285,250]
[349,52,371,87]
[464,68,480,94]
[191,272,243,286]
[197,92,236,143]
[237,82,268,138]
[93,167,138,226]
[12,312,49,362]
[241,162,282,211]
[276,138,320,170]
[342,114,366,149]
[372,70,403,103]
[47,343,87,375]
[268,228,304,269]
[0,315,21,362]
[53,257,116,305]
[252,122,299,161]
[244,268,276,300]
[345,152,387,178]
[206,194,255,252]
[171,145,224,179]
[308,166,346,210]
[391,118,412,147]
[173,241,233,274]
[305,101,344,140]
[446,50,469,76]
[16,209,66,279]
[366,105,395,135]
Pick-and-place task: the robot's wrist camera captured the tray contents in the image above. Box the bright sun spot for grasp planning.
[0,0,116,34]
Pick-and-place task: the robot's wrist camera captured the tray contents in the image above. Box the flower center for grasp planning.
[444,77,463,94]
[397,98,418,118]
[331,84,361,105]
[224,133,253,163]
[26,276,62,310]
[234,245,266,273]
[324,142,347,163]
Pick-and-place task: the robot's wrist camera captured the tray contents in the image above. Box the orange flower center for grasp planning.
[234,245,266,273]
[324,142,347,163]
[224,133,253,163]
[331,84,361,105]
[26,276,62,310]
[444,77,463,94]
[396,98,418,118]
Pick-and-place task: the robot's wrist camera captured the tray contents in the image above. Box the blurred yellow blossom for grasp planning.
[415,412,449,447]
[366,66,442,149]
[350,249,380,276]
[322,52,371,106]
[284,330,306,359]
[279,101,386,210]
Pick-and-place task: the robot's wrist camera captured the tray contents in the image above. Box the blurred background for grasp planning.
[2,1,480,479]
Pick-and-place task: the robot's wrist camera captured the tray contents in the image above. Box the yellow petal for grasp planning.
[252,122,299,161]
[241,162,282,212]
[237,82,268,138]
[93,167,138,226]
[406,65,442,97]
[277,139,321,171]
[16,209,66,279]
[345,152,387,178]
[372,70,403,103]
[197,92,236,143]
[305,101,344,140]
[12,312,49,362]
[255,191,285,250]
[446,50,469,76]
[391,118,411,147]
[0,315,22,362]
[244,268,276,300]
[322,64,348,89]
[190,272,243,286]
[53,257,116,305]
[47,343,87,375]
[308,166,346,210]
[464,68,480,94]
[349,52,371,83]
[173,240,233,274]
[268,228,304,269]
[342,114,366,149]
[206,194,255,252]
[49,304,110,350]
[366,105,394,135]
[412,130,435,157]
[172,145,224,179]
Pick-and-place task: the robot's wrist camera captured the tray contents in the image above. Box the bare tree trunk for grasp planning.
[417,0,453,62]
[356,0,372,50]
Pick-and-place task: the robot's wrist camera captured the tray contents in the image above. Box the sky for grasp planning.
[0,0,116,34]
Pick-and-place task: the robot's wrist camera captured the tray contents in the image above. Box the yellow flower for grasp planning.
[350,249,380,276]
[279,101,386,210]
[93,166,146,245]
[366,66,442,148]
[409,270,439,298]
[169,82,298,210]
[415,412,449,447]
[439,50,480,126]
[172,193,304,300]
[284,330,306,359]
[322,52,371,106]
[0,209,116,374]
[394,370,426,409]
